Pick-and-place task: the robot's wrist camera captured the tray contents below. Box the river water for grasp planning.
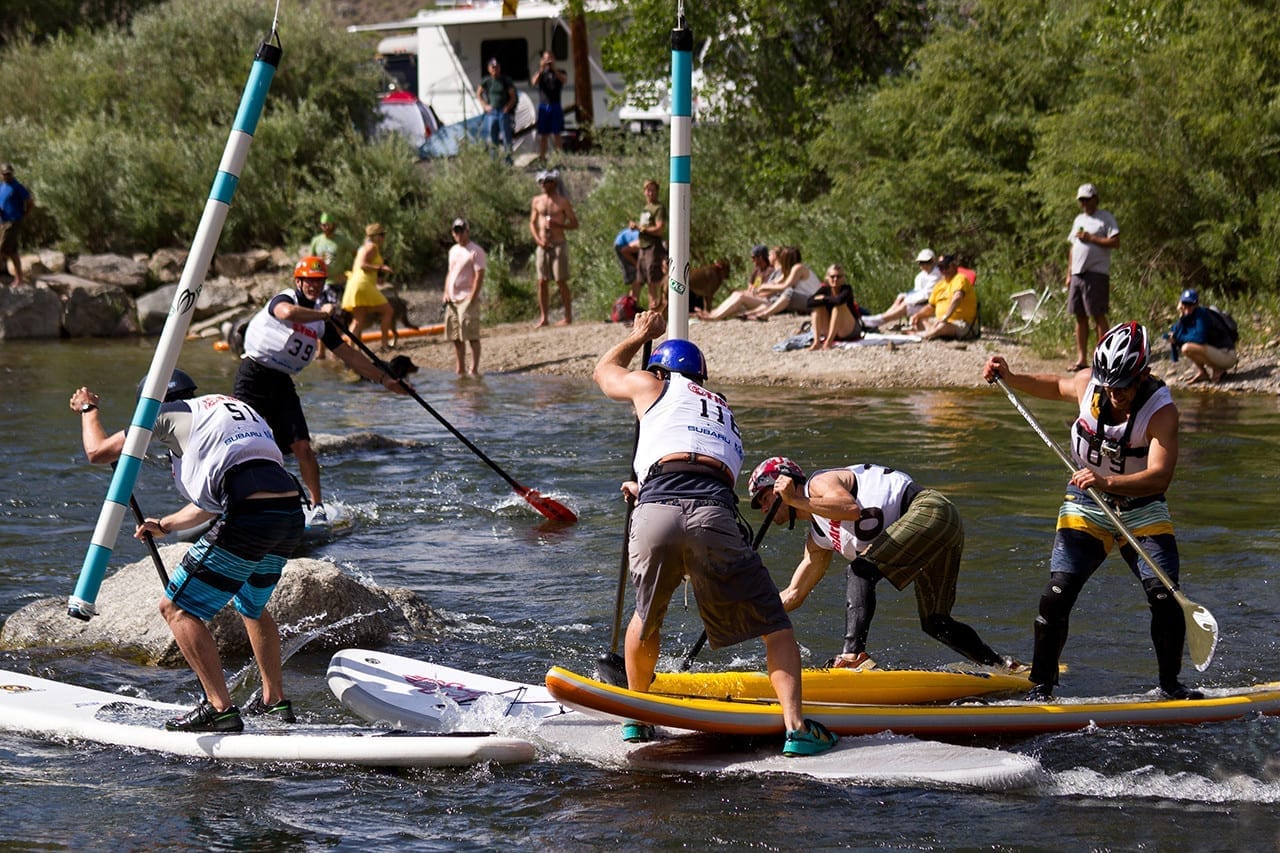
[3,338,1280,849]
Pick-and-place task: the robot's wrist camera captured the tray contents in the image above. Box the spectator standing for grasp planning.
[238,256,408,526]
[1167,288,1238,384]
[1067,183,1120,371]
[0,163,34,287]
[444,218,487,376]
[477,58,517,154]
[308,212,357,298]
[342,224,395,351]
[636,179,668,312]
[529,169,579,326]
[71,372,303,732]
[531,51,567,160]
[862,249,942,331]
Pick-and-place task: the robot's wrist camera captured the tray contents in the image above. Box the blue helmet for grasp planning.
[647,339,707,380]
[136,368,198,402]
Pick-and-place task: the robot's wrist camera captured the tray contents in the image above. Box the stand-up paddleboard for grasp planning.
[326,651,1044,790]
[546,666,1280,738]
[650,666,1030,704]
[0,669,535,767]
[325,649,1027,731]
[327,648,570,729]
[361,324,444,343]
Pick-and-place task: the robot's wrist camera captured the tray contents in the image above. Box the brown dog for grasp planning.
[688,259,731,311]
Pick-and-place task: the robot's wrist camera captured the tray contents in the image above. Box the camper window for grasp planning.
[480,40,531,82]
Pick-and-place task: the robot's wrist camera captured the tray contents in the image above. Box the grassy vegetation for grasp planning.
[2,0,1278,349]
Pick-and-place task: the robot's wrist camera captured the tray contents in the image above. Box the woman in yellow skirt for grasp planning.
[342,223,395,349]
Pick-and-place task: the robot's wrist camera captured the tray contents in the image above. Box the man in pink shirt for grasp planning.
[444,218,487,376]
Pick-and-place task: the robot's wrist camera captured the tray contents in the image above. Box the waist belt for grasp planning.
[647,453,735,488]
[1100,492,1166,511]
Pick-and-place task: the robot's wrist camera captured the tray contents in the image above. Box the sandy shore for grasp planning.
[387,309,1279,395]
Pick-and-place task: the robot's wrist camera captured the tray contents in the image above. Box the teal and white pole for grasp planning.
[67,35,283,621]
[666,7,693,341]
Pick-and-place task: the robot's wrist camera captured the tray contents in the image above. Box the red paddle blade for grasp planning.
[521,488,578,524]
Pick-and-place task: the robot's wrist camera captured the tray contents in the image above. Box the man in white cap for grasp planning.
[0,163,34,287]
[861,248,942,331]
[1066,183,1120,371]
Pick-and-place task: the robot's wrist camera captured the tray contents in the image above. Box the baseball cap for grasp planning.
[935,254,956,268]
[319,212,333,224]
[452,218,468,231]
[1077,183,1098,200]
[1180,288,1199,305]
[0,163,13,176]
[915,248,936,263]
[751,244,768,259]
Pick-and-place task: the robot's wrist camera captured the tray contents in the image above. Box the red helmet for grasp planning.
[294,255,328,280]
[747,456,806,508]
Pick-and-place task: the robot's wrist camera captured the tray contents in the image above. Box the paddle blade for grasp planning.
[520,488,578,524]
[1185,602,1219,672]
[595,652,627,687]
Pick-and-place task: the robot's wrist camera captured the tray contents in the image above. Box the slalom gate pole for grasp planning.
[665,3,693,341]
[68,31,282,621]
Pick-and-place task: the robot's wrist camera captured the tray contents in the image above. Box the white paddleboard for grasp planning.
[0,669,534,768]
[327,650,1044,790]
[327,648,570,729]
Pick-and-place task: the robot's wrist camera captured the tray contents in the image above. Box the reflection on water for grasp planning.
[2,338,1280,847]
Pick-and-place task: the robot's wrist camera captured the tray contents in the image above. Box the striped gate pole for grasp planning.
[665,8,693,341]
[68,36,283,621]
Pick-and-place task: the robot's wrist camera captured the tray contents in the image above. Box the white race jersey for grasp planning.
[242,289,324,375]
[633,377,744,485]
[807,464,917,560]
[152,394,285,513]
[1070,378,1173,480]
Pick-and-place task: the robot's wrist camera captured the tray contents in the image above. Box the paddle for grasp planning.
[991,374,1218,671]
[679,495,784,671]
[330,319,577,524]
[595,341,651,688]
[110,462,170,587]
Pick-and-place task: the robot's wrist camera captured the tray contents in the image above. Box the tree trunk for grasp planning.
[569,9,594,145]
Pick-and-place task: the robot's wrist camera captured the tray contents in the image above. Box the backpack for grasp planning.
[610,293,638,324]
[1204,306,1239,348]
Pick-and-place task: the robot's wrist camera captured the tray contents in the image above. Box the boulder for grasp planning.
[53,277,140,337]
[149,248,189,284]
[215,249,271,278]
[0,544,439,666]
[135,284,177,335]
[68,253,151,294]
[0,282,63,339]
[195,276,254,318]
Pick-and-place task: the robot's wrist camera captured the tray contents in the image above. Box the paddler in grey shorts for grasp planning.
[593,310,836,757]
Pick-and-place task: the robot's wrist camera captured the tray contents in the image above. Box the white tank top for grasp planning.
[1070,379,1173,480]
[152,394,286,512]
[806,464,916,560]
[633,377,744,485]
[242,289,325,375]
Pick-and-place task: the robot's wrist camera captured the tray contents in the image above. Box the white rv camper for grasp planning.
[348,0,676,142]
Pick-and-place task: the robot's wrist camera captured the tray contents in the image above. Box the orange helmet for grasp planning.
[294,255,328,280]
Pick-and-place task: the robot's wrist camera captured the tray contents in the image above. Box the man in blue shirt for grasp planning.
[1168,288,1238,384]
[614,221,640,294]
[0,163,34,287]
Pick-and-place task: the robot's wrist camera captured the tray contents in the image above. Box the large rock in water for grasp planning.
[0,544,438,666]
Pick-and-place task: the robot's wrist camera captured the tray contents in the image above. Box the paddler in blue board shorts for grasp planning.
[983,321,1203,702]
[593,310,837,757]
[71,371,304,732]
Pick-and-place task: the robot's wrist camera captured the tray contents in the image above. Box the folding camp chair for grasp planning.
[1003,287,1053,335]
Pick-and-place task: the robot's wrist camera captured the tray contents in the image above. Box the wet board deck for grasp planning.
[0,669,535,767]
[325,649,1027,731]
[545,666,1280,738]
[325,651,1044,790]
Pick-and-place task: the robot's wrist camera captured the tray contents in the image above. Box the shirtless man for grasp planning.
[529,169,580,326]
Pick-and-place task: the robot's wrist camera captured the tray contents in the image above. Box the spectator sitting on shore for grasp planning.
[807,264,863,350]
[697,246,819,322]
[862,249,941,331]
